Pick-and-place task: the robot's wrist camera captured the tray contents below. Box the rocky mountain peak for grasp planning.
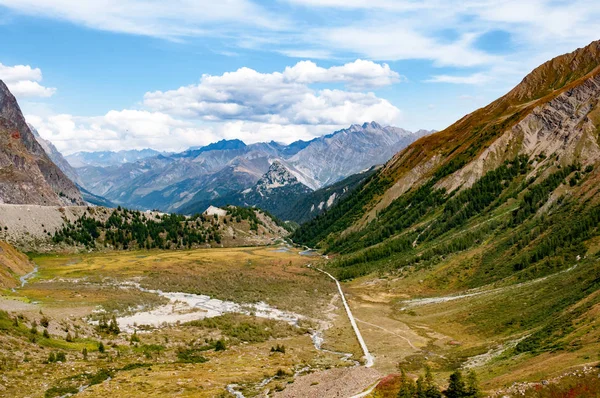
[256,160,300,191]
[362,121,382,129]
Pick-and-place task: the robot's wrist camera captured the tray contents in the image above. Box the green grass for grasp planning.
[185,313,304,343]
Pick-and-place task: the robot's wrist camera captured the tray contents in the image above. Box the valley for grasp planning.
[2,14,600,397]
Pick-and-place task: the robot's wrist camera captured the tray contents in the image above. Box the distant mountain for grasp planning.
[179,160,313,217]
[29,124,82,185]
[54,122,431,212]
[0,80,83,206]
[176,139,247,158]
[286,122,431,188]
[77,185,116,208]
[66,148,163,168]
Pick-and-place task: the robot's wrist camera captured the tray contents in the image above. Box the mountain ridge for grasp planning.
[0,80,83,206]
[56,122,433,212]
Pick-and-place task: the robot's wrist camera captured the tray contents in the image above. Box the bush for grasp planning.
[215,339,227,351]
[176,348,208,364]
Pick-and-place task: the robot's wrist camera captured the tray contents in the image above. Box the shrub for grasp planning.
[215,339,227,351]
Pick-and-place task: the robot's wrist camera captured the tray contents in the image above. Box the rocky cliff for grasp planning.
[0,81,83,205]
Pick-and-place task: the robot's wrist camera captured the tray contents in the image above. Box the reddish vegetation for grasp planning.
[373,374,402,397]
[11,131,20,139]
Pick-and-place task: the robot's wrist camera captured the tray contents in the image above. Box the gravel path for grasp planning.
[309,265,374,367]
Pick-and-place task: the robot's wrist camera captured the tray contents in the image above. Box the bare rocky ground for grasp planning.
[272,366,382,398]
[0,204,109,251]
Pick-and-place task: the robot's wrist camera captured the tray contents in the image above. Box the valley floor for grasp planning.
[2,244,600,397]
[0,246,382,398]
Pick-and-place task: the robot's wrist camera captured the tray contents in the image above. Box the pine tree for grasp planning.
[398,370,416,398]
[416,376,426,398]
[465,371,481,398]
[109,315,120,335]
[443,370,467,398]
[215,339,227,351]
[424,367,442,398]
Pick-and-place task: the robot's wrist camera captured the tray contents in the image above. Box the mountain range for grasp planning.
[51,122,431,215]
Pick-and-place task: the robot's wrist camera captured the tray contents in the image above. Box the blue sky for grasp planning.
[0,0,598,154]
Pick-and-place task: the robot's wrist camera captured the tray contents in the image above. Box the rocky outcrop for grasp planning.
[0,80,83,206]
[30,124,82,185]
[438,72,600,193]
[253,160,306,193]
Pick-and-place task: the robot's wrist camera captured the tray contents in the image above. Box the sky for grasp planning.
[0,0,598,155]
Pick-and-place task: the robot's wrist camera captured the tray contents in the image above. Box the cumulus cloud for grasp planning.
[26,111,219,155]
[283,59,401,88]
[0,63,56,98]
[143,60,402,125]
[26,59,403,154]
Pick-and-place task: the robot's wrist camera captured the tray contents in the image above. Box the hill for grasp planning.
[0,241,34,289]
[0,204,288,252]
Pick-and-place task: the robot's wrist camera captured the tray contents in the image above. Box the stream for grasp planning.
[19,265,38,288]
[114,281,358,398]
[116,282,306,333]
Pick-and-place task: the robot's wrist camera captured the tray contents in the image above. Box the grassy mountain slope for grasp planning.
[292,40,600,392]
[0,241,34,288]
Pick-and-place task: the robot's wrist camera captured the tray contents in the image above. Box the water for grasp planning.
[20,266,38,287]
[116,282,306,333]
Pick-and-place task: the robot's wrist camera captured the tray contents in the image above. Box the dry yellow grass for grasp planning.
[0,240,34,288]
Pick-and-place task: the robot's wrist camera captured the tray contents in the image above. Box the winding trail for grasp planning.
[354,318,417,350]
[308,265,374,367]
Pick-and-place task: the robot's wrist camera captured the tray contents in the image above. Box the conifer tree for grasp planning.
[443,370,467,398]
[398,370,416,398]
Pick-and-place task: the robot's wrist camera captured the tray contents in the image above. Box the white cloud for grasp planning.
[286,0,431,11]
[26,111,219,155]
[0,62,56,98]
[278,49,334,60]
[26,59,403,154]
[143,60,402,125]
[312,26,497,67]
[425,73,490,85]
[283,59,401,88]
[0,0,284,40]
